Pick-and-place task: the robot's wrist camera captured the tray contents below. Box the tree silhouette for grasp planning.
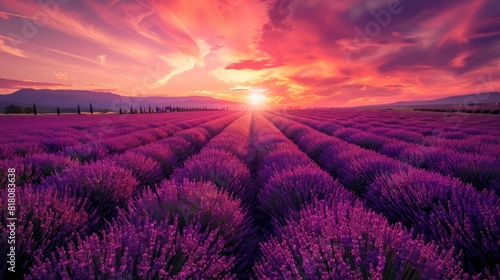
[77,104,81,115]
[4,104,23,114]
[33,103,37,116]
[90,103,94,115]
[57,107,60,115]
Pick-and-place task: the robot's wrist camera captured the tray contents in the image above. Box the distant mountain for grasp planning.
[384,92,500,107]
[0,89,243,110]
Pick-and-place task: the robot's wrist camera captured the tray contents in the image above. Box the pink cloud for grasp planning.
[226,59,284,70]
[0,77,70,90]
[0,10,9,19]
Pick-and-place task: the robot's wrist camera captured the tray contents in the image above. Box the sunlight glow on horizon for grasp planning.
[249,93,267,105]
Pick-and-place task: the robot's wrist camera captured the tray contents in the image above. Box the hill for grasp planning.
[384,92,500,107]
[0,89,243,111]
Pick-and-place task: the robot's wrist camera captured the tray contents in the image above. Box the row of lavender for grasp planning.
[263,111,500,278]
[0,112,244,278]
[0,111,230,159]
[290,109,500,155]
[306,108,500,133]
[0,111,234,188]
[284,110,500,195]
[0,111,219,143]
[297,108,500,137]
[248,113,461,279]
[24,113,254,279]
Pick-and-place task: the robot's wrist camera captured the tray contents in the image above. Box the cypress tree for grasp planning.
[90,103,93,115]
[33,103,37,116]
[119,108,122,114]
[77,104,81,115]
[130,105,133,114]
[57,107,60,115]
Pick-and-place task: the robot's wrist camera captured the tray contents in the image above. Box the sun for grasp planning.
[249,93,266,104]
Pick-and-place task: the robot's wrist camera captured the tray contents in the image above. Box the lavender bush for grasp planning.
[258,166,354,225]
[255,202,463,279]
[28,218,235,279]
[126,180,255,274]
[130,143,179,178]
[109,152,164,189]
[41,160,139,223]
[0,186,89,279]
[174,127,210,149]
[367,169,500,276]
[158,137,194,161]
[256,148,313,186]
[172,149,254,202]
[0,154,78,187]
[61,143,108,163]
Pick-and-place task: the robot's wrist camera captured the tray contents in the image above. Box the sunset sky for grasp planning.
[0,0,499,106]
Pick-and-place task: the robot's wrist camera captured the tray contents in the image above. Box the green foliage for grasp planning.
[24,106,33,114]
[5,104,24,114]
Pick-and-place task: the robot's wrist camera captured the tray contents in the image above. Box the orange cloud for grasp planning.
[0,77,70,89]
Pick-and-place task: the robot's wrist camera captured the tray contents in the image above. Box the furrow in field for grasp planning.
[0,111,244,279]
[0,111,231,159]
[289,109,500,158]
[263,111,500,277]
[249,112,462,279]
[0,112,239,188]
[275,110,500,195]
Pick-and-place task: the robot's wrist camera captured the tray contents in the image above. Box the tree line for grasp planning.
[4,103,229,115]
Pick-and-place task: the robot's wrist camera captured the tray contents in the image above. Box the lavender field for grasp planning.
[1,109,499,279]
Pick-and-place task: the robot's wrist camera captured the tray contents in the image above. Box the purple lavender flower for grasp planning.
[28,218,236,279]
[257,148,314,186]
[0,154,79,187]
[41,136,79,152]
[158,136,194,161]
[101,135,143,153]
[172,149,253,201]
[109,151,163,188]
[258,166,354,225]
[343,131,388,150]
[336,151,407,194]
[427,150,500,194]
[3,142,46,158]
[41,160,138,221]
[126,179,255,273]
[130,143,179,178]
[0,186,89,279]
[367,168,500,275]
[255,202,463,279]
[296,134,343,161]
[61,142,108,163]
[174,127,210,149]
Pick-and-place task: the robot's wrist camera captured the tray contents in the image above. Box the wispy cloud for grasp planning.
[0,77,70,89]
[0,36,27,58]
[54,72,69,80]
